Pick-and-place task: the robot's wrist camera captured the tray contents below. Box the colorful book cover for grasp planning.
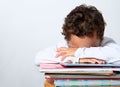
[40,63,66,69]
[54,79,120,86]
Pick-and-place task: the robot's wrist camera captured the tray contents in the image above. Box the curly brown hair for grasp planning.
[62,4,106,41]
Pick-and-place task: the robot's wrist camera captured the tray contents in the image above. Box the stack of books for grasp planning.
[39,62,120,87]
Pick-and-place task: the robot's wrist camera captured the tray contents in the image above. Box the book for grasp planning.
[56,85,120,87]
[40,63,120,69]
[45,73,120,80]
[60,62,120,67]
[54,79,120,86]
[40,63,66,69]
[40,67,120,75]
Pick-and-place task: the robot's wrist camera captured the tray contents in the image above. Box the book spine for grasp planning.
[54,80,120,86]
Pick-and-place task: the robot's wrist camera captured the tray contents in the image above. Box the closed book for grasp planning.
[54,79,120,86]
[40,63,120,69]
[40,67,120,76]
[45,73,120,80]
[40,63,66,69]
[56,85,120,87]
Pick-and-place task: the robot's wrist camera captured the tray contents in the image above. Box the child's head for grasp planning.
[62,4,106,47]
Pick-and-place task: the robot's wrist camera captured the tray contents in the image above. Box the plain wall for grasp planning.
[0,0,120,87]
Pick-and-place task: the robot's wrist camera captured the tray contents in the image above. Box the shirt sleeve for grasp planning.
[34,46,57,66]
[74,37,120,64]
[34,40,68,66]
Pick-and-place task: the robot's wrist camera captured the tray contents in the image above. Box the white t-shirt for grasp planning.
[35,37,120,65]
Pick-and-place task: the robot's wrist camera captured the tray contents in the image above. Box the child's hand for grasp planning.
[79,58,106,64]
[55,47,77,61]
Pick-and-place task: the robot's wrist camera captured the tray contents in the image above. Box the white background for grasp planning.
[0,0,120,87]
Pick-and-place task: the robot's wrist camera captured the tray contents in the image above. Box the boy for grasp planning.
[36,4,120,86]
[35,4,120,65]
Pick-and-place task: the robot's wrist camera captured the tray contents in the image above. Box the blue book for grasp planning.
[55,79,120,86]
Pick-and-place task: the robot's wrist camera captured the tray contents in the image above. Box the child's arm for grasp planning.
[55,37,120,64]
[35,46,58,66]
[35,40,68,65]
[74,37,120,64]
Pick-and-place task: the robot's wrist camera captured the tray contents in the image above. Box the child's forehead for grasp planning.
[68,34,101,48]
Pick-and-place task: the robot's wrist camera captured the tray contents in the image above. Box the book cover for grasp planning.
[54,79,120,86]
[40,63,66,69]
[45,73,120,80]
[40,67,120,74]
[40,63,120,69]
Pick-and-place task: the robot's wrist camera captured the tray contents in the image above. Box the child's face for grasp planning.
[68,34,101,48]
